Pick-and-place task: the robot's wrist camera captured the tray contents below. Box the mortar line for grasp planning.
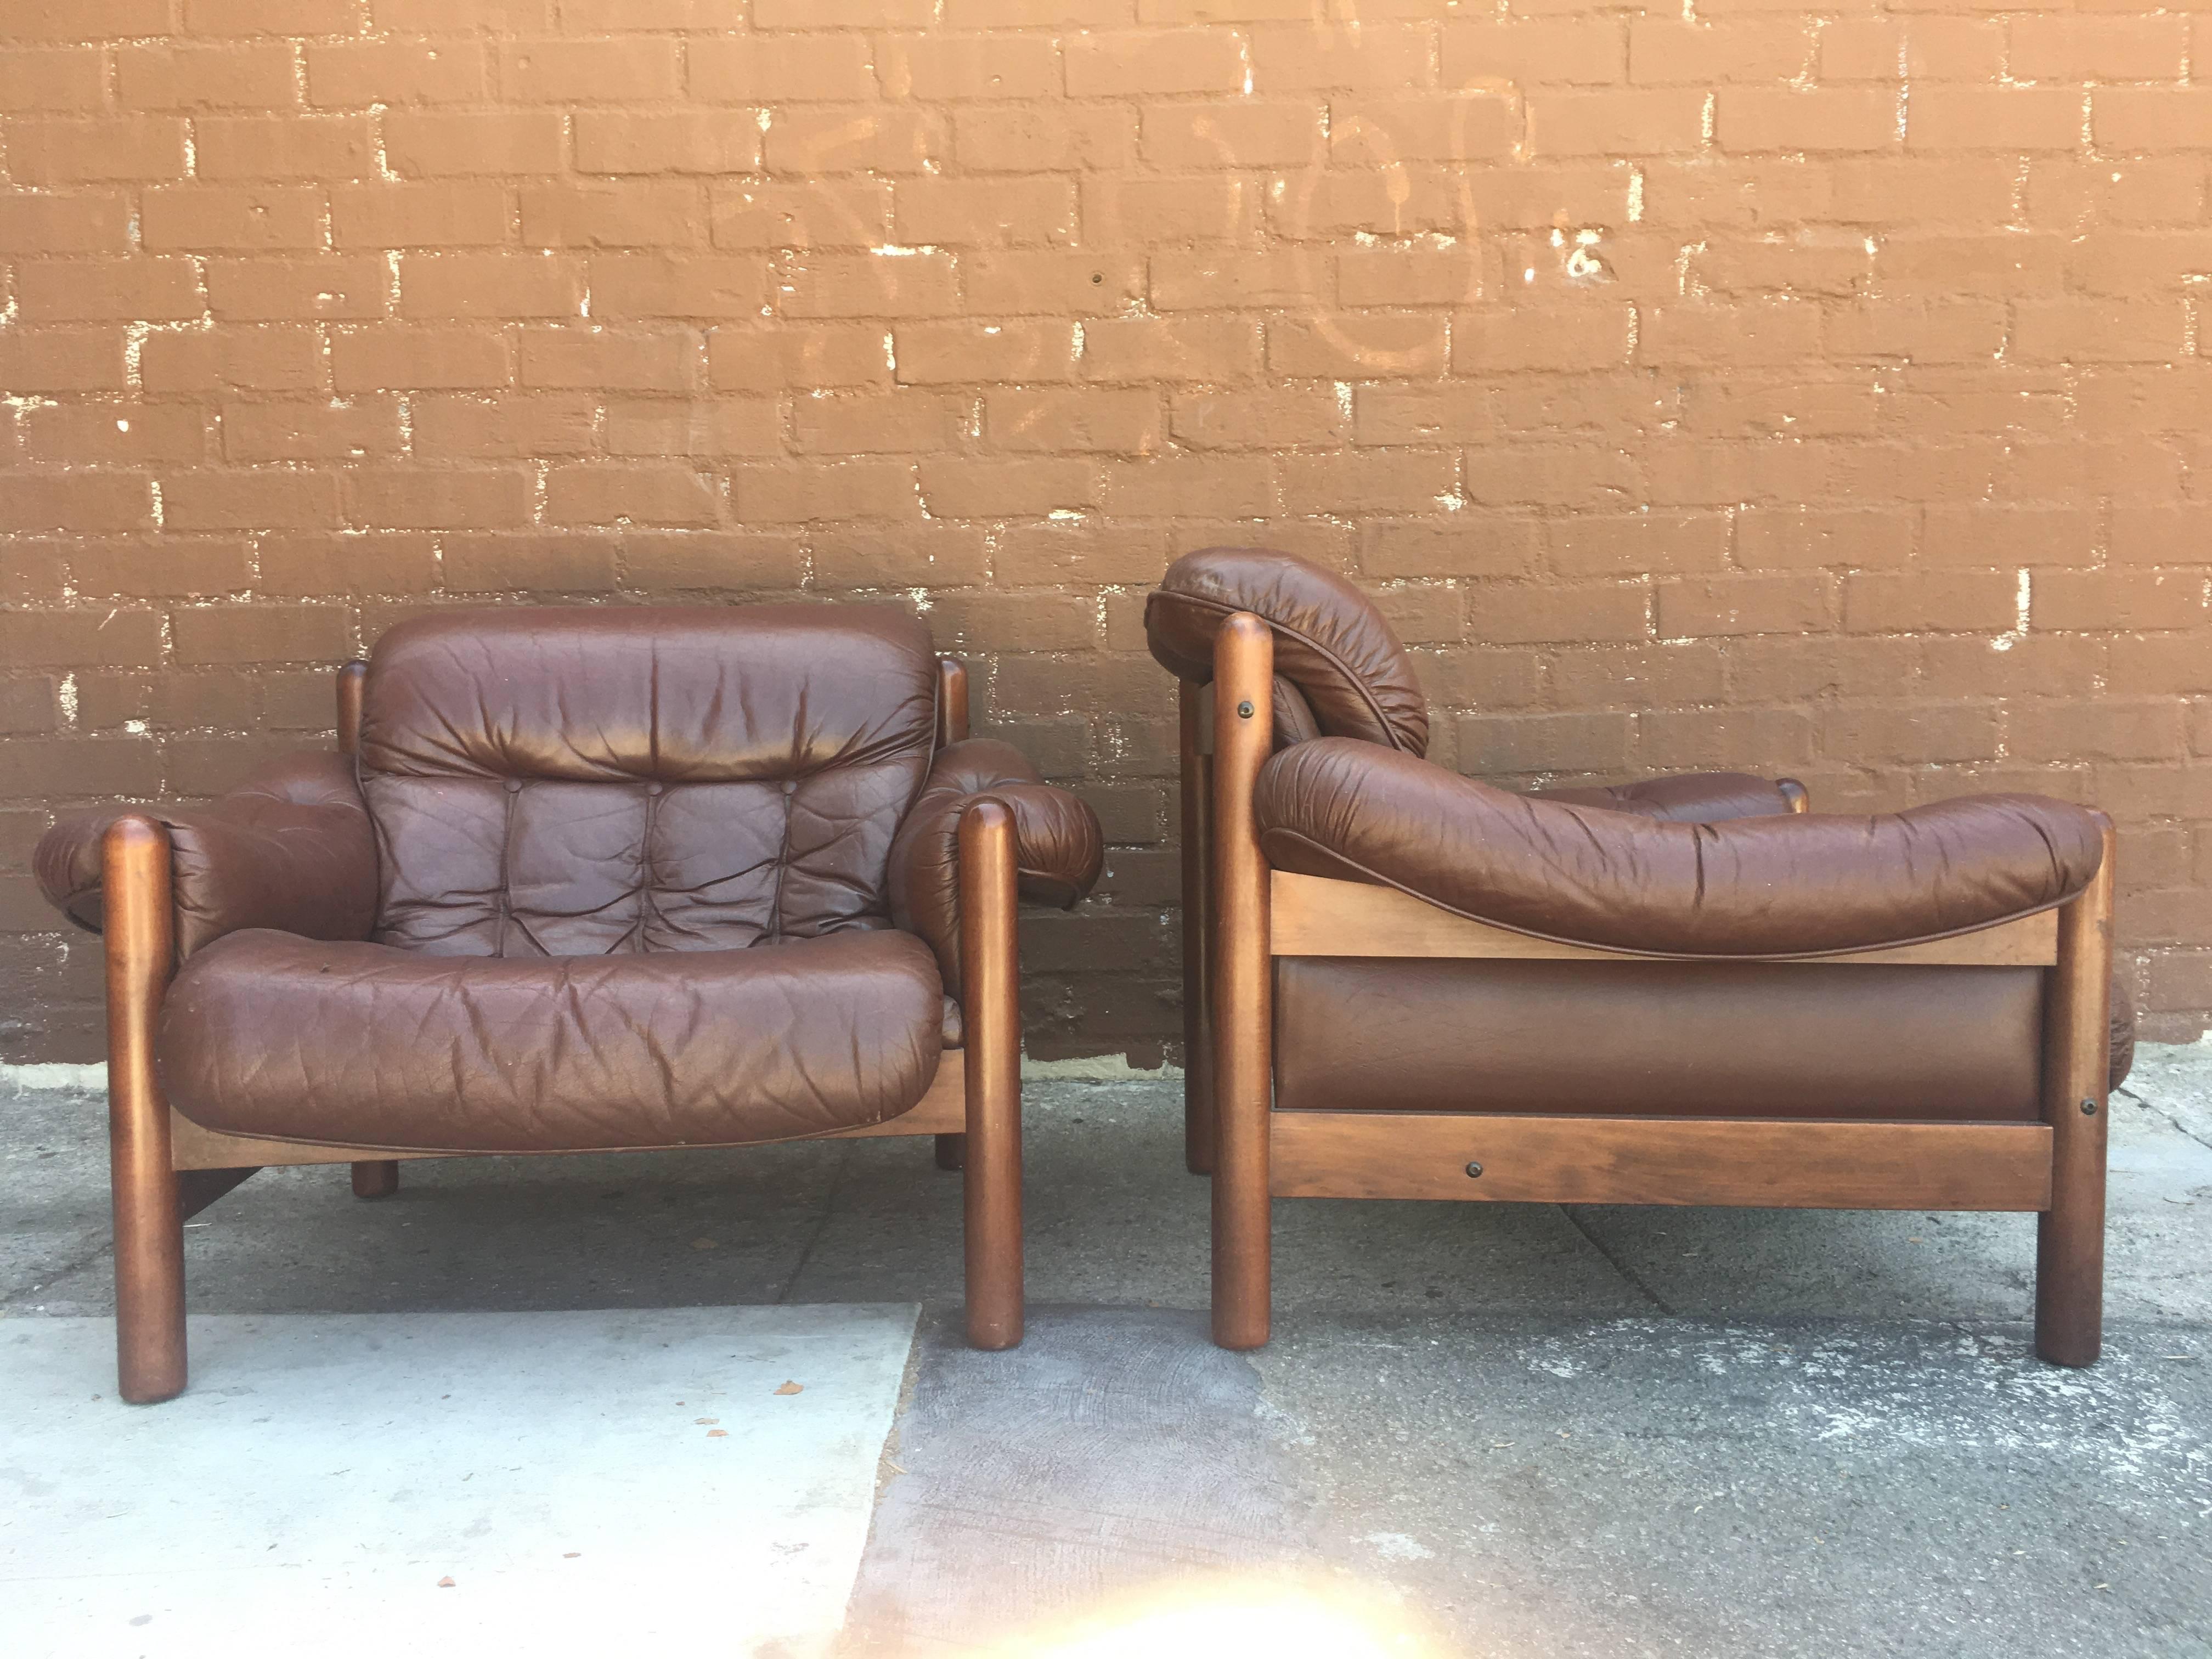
[1560,1205,1675,1315]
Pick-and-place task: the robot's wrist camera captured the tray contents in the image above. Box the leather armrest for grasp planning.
[32,751,379,958]
[1255,738,2106,959]
[890,738,1105,995]
[1531,771,1801,824]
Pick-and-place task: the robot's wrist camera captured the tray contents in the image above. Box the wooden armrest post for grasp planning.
[336,659,367,755]
[934,656,973,1173]
[2036,815,2115,1368]
[105,815,188,1403]
[1211,614,1274,1351]
[959,797,1023,1350]
[1179,678,1217,1175]
[336,659,398,1200]
[936,657,969,746]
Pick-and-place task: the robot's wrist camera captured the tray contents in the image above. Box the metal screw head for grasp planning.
[1464,1161,1483,1178]
[2081,1098,2098,1116]
[1236,699,1255,719]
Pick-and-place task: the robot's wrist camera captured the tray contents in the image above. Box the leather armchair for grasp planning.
[1147,547,2132,1367]
[37,605,1101,1401]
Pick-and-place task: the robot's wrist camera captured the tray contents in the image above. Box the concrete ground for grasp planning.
[4,1046,2210,1656]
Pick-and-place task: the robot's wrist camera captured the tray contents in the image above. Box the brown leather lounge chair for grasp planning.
[35,607,1102,1402]
[1148,548,2135,1366]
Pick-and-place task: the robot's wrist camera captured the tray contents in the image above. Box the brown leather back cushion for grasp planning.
[1146,546,1429,755]
[360,605,938,956]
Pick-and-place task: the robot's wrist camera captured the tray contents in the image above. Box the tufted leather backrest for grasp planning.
[1144,546,1429,755]
[359,606,938,957]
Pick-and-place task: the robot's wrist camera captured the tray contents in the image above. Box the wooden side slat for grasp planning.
[168,1063,968,1171]
[1269,870,2058,967]
[1269,1111,2054,1211]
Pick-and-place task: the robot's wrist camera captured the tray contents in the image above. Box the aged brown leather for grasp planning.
[1271,676,1323,749]
[33,752,377,958]
[1259,737,2105,958]
[36,602,1096,1156]
[158,927,944,1152]
[360,605,938,956]
[1148,549,1808,818]
[1146,546,1430,754]
[1536,772,1799,824]
[889,737,1104,995]
[1273,958,2045,1121]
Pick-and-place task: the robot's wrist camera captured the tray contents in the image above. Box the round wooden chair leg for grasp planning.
[959,800,1023,1352]
[351,1160,400,1200]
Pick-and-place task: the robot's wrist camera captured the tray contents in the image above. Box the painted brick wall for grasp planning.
[4,0,2210,1063]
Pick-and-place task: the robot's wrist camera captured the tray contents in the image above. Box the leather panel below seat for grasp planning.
[1273,957,2045,1121]
[159,928,946,1153]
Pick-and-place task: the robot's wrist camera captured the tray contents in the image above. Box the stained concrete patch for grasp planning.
[0,1085,109,1306]
[1257,1314,2212,1658]
[0,1306,918,1659]
[836,1307,1328,1653]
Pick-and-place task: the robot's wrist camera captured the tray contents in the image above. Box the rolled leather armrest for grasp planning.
[1531,771,1802,824]
[1256,737,2106,958]
[32,751,379,959]
[889,738,1105,994]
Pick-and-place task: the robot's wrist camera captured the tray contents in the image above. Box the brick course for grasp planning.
[4,3,2210,1062]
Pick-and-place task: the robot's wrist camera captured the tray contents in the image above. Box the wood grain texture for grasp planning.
[1179,678,1216,1177]
[960,797,1024,1351]
[933,659,973,1173]
[936,656,969,748]
[2036,817,2116,1367]
[1269,1112,2055,1211]
[105,815,188,1403]
[1210,614,1274,1351]
[168,1065,969,1171]
[1269,870,2059,967]
[336,659,367,755]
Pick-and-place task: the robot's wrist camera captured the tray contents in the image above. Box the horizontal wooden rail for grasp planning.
[168,1059,968,1172]
[1270,1111,2053,1211]
[1269,871,2058,967]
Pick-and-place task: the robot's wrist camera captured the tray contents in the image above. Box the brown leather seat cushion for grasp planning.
[157,927,946,1153]
[1533,772,1798,823]
[1274,958,2046,1121]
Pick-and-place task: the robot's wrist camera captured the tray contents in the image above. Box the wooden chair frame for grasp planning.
[104,657,1024,1404]
[1184,612,2113,1366]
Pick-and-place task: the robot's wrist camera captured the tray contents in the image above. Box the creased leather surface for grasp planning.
[1274,957,2044,1120]
[1146,546,1428,754]
[889,737,1104,995]
[1258,737,2106,958]
[1271,676,1322,749]
[1534,771,1796,824]
[157,928,945,1152]
[32,752,377,957]
[359,605,937,955]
